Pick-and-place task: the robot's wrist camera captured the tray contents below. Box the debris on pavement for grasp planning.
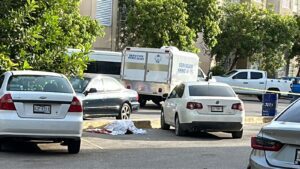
[86,120,147,135]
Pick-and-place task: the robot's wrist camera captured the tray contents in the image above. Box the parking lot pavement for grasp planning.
[0,124,263,169]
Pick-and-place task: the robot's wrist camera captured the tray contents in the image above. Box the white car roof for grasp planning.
[8,71,64,77]
[183,81,231,87]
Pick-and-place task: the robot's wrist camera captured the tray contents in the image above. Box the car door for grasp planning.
[169,84,185,125]
[102,77,124,115]
[248,71,266,95]
[82,78,105,115]
[230,71,249,94]
[164,86,178,124]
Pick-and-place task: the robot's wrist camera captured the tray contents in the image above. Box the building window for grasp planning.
[96,0,113,26]
[282,0,290,9]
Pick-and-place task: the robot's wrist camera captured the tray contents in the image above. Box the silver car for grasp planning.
[249,99,300,168]
[0,71,83,154]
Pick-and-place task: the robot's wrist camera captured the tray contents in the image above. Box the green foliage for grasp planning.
[183,0,221,49]
[212,3,298,72]
[122,0,198,53]
[210,65,226,76]
[0,0,104,76]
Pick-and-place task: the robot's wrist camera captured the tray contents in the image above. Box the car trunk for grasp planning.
[11,91,74,119]
[262,121,300,168]
[188,97,242,115]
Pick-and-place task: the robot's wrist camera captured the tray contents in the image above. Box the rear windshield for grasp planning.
[69,77,91,93]
[276,101,300,123]
[189,85,236,97]
[7,75,73,93]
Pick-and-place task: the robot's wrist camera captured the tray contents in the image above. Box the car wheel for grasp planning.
[161,110,170,130]
[257,95,262,102]
[67,139,81,154]
[175,116,185,136]
[117,103,131,120]
[232,130,243,139]
[139,99,147,107]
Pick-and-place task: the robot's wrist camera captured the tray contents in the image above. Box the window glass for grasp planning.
[222,70,237,77]
[169,87,178,99]
[89,79,103,91]
[85,61,121,75]
[7,75,73,93]
[233,72,247,79]
[70,77,91,93]
[250,72,263,79]
[189,85,236,97]
[103,78,123,91]
[276,101,300,123]
[176,84,185,98]
[0,75,4,89]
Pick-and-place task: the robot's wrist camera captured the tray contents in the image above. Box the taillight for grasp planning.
[0,94,16,110]
[232,103,243,111]
[251,137,283,151]
[68,97,83,112]
[136,94,139,101]
[186,102,203,110]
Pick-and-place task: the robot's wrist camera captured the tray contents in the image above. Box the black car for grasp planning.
[70,74,139,119]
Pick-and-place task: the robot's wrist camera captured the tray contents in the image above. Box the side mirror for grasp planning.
[205,72,213,81]
[162,93,169,99]
[84,88,97,96]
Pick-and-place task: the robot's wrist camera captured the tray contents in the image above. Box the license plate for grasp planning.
[211,106,223,112]
[295,149,300,165]
[33,105,51,114]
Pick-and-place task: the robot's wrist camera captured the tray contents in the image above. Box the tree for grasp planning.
[212,3,298,73]
[287,16,300,76]
[183,0,221,49]
[120,0,198,53]
[0,0,104,76]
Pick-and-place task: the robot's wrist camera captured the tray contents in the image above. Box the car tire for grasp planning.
[175,116,185,136]
[116,103,131,120]
[139,99,147,107]
[161,110,170,130]
[68,139,81,154]
[232,130,243,139]
[257,95,262,102]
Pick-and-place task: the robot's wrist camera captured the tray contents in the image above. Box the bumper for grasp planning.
[131,101,140,113]
[180,122,243,132]
[180,112,245,124]
[0,112,82,139]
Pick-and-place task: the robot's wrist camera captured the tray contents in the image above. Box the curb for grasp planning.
[83,116,274,129]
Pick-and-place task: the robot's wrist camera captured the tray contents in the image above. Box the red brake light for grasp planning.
[186,102,203,110]
[0,94,16,110]
[136,94,139,101]
[68,97,82,112]
[232,103,243,111]
[251,137,283,151]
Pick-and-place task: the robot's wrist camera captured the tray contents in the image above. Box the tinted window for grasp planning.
[251,72,263,79]
[233,72,247,79]
[70,77,91,93]
[0,76,4,89]
[189,85,236,97]
[222,70,238,77]
[103,78,123,91]
[85,61,121,75]
[7,75,73,93]
[276,101,300,123]
[176,84,185,98]
[169,87,178,98]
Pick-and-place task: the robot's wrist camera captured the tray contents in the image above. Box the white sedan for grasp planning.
[0,71,83,153]
[161,81,245,138]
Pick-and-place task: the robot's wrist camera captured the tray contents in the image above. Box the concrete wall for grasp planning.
[79,0,118,51]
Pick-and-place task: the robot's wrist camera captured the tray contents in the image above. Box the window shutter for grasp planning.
[96,0,113,26]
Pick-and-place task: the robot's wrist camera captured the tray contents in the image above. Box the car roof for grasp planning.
[83,73,114,79]
[9,71,63,77]
[183,81,231,87]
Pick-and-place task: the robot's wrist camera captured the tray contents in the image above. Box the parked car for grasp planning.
[70,73,139,119]
[0,71,82,154]
[214,69,292,101]
[249,99,300,168]
[161,81,245,138]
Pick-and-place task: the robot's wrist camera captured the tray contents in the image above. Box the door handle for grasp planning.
[259,82,264,84]
[243,82,248,84]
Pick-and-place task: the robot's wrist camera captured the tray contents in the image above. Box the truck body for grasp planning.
[213,69,292,100]
[120,47,201,106]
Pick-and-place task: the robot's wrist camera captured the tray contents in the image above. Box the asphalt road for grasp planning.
[0,124,263,169]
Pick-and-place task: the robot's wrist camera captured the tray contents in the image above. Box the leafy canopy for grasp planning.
[0,0,104,76]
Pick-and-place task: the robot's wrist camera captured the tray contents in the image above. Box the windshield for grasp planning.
[70,77,91,93]
[7,75,73,93]
[189,85,236,97]
[221,70,238,77]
